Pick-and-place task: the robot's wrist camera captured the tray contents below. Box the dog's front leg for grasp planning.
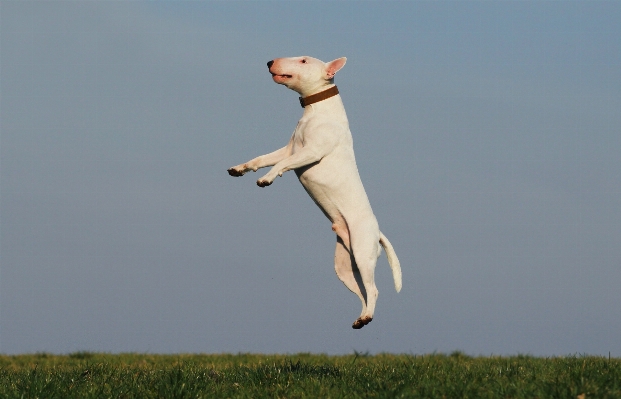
[256,147,323,187]
[228,145,291,177]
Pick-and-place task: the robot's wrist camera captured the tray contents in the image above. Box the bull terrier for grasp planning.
[228,56,401,329]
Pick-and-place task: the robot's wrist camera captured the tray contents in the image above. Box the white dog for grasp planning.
[228,56,401,329]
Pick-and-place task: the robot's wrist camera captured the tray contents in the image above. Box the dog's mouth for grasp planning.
[271,73,293,79]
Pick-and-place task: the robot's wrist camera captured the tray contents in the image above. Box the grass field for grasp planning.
[1,352,620,398]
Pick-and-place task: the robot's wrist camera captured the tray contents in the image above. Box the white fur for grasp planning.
[228,56,401,329]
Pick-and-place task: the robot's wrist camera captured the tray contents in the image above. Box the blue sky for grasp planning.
[1,1,620,356]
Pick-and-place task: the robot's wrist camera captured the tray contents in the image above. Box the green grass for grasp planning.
[1,352,620,398]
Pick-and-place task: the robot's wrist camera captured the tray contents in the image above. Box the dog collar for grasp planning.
[299,86,339,108]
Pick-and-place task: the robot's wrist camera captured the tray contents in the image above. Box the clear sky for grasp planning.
[1,1,619,356]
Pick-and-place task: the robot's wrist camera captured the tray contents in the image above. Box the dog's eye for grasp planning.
[301,59,307,64]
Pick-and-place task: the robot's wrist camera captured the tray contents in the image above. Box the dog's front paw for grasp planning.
[227,165,247,177]
[256,178,273,187]
[256,171,277,187]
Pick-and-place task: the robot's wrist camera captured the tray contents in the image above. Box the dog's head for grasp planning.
[267,56,346,97]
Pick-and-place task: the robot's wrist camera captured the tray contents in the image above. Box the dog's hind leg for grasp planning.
[349,223,381,329]
[334,235,368,327]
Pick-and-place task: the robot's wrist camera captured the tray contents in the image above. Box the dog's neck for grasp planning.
[299,85,339,108]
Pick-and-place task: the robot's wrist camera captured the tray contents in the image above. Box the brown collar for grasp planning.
[299,86,339,108]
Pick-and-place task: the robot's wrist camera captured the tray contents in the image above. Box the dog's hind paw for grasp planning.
[352,316,373,329]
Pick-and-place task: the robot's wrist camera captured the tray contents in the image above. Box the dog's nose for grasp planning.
[267,60,274,68]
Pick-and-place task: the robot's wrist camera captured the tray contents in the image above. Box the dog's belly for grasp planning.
[295,155,375,227]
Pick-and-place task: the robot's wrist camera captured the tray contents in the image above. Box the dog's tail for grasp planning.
[379,231,402,293]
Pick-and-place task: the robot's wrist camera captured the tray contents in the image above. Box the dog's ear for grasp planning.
[326,57,347,78]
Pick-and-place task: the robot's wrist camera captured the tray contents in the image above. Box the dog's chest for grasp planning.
[292,116,312,151]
